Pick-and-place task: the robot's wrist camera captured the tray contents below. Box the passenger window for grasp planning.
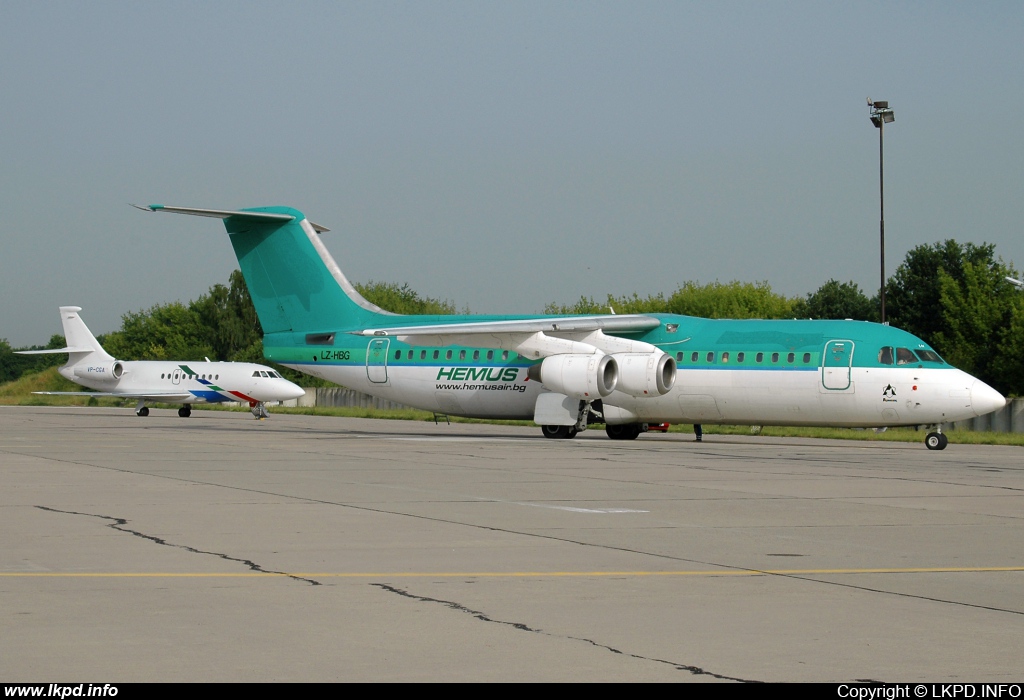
[771,353,780,363]
[737,352,745,363]
[756,352,764,363]
[721,352,730,363]
[394,350,401,360]
[459,350,466,360]
[407,350,413,360]
[473,350,480,360]
[691,351,699,363]
[215,375,218,380]
[445,350,453,360]
[878,347,894,365]
[487,350,494,360]
[802,353,811,364]
[433,350,439,360]
[420,350,426,360]
[676,352,684,361]
[787,353,795,363]
[706,352,715,363]
[896,348,917,365]
[161,373,165,379]
[501,351,509,360]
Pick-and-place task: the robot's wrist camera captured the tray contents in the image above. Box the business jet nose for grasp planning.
[971,380,1006,417]
[284,382,306,401]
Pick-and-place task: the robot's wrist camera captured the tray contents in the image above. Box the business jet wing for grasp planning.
[33,391,196,401]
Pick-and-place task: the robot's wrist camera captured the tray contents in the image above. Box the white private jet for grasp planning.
[17,306,305,418]
[136,204,1007,449]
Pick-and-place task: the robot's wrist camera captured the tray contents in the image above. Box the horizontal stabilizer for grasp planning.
[134,204,330,232]
[15,347,93,355]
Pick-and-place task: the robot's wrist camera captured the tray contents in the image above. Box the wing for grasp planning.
[33,391,196,402]
[354,314,663,358]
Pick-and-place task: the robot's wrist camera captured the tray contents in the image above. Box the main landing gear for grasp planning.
[178,405,192,418]
[925,431,949,451]
[541,425,578,439]
[605,424,644,440]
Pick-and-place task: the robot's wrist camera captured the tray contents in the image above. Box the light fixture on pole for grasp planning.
[868,98,894,324]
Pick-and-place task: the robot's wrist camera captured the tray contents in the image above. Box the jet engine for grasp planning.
[528,354,617,399]
[613,352,676,397]
[73,361,124,382]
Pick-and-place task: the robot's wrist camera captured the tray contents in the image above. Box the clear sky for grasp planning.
[2,1,1022,347]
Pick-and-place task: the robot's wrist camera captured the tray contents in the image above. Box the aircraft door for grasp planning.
[366,339,390,383]
[171,368,181,385]
[822,340,854,390]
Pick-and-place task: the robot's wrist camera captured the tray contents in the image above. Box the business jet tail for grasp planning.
[16,306,114,366]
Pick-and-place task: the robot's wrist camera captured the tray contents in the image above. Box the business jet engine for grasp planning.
[73,361,125,382]
[527,354,617,399]
[613,352,676,397]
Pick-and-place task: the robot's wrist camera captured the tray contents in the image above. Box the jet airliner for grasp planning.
[18,306,305,418]
[137,205,1006,449]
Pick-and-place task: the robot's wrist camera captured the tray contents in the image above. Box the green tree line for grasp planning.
[4,240,1021,394]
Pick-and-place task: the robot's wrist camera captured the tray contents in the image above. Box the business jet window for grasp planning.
[771,353,780,363]
[215,375,219,380]
[737,352,745,363]
[803,353,811,364]
[896,348,918,365]
[787,353,795,363]
[878,347,894,365]
[915,349,944,363]
[756,352,764,363]
[161,374,165,379]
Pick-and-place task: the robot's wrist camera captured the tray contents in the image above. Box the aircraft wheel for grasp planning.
[136,407,149,417]
[542,425,578,440]
[178,406,191,418]
[925,432,947,450]
[606,424,641,440]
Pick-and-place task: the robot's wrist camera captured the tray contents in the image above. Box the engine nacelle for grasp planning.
[528,353,617,399]
[613,352,676,397]
[73,361,124,382]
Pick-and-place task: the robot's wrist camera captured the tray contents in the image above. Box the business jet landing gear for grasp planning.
[250,401,268,420]
[925,431,948,450]
[135,400,149,417]
[178,405,192,418]
[605,424,643,440]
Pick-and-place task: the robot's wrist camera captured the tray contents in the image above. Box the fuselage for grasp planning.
[262,315,1003,428]
[59,360,305,405]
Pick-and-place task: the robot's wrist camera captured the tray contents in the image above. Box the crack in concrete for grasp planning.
[35,505,321,586]
[372,583,760,682]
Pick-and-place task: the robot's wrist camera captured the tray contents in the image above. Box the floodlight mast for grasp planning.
[868,99,895,324]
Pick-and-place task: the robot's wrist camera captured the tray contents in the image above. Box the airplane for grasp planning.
[135,204,1007,449]
[17,306,305,418]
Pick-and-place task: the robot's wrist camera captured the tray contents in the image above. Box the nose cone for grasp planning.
[282,381,305,401]
[971,380,1006,417]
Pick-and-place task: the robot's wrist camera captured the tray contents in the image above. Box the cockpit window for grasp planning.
[896,348,918,365]
[252,371,260,377]
[878,347,894,365]
[914,349,944,363]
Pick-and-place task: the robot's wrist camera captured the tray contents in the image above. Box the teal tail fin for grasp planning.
[140,205,393,333]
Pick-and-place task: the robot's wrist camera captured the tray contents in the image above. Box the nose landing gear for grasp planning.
[250,401,268,420]
[925,431,948,450]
